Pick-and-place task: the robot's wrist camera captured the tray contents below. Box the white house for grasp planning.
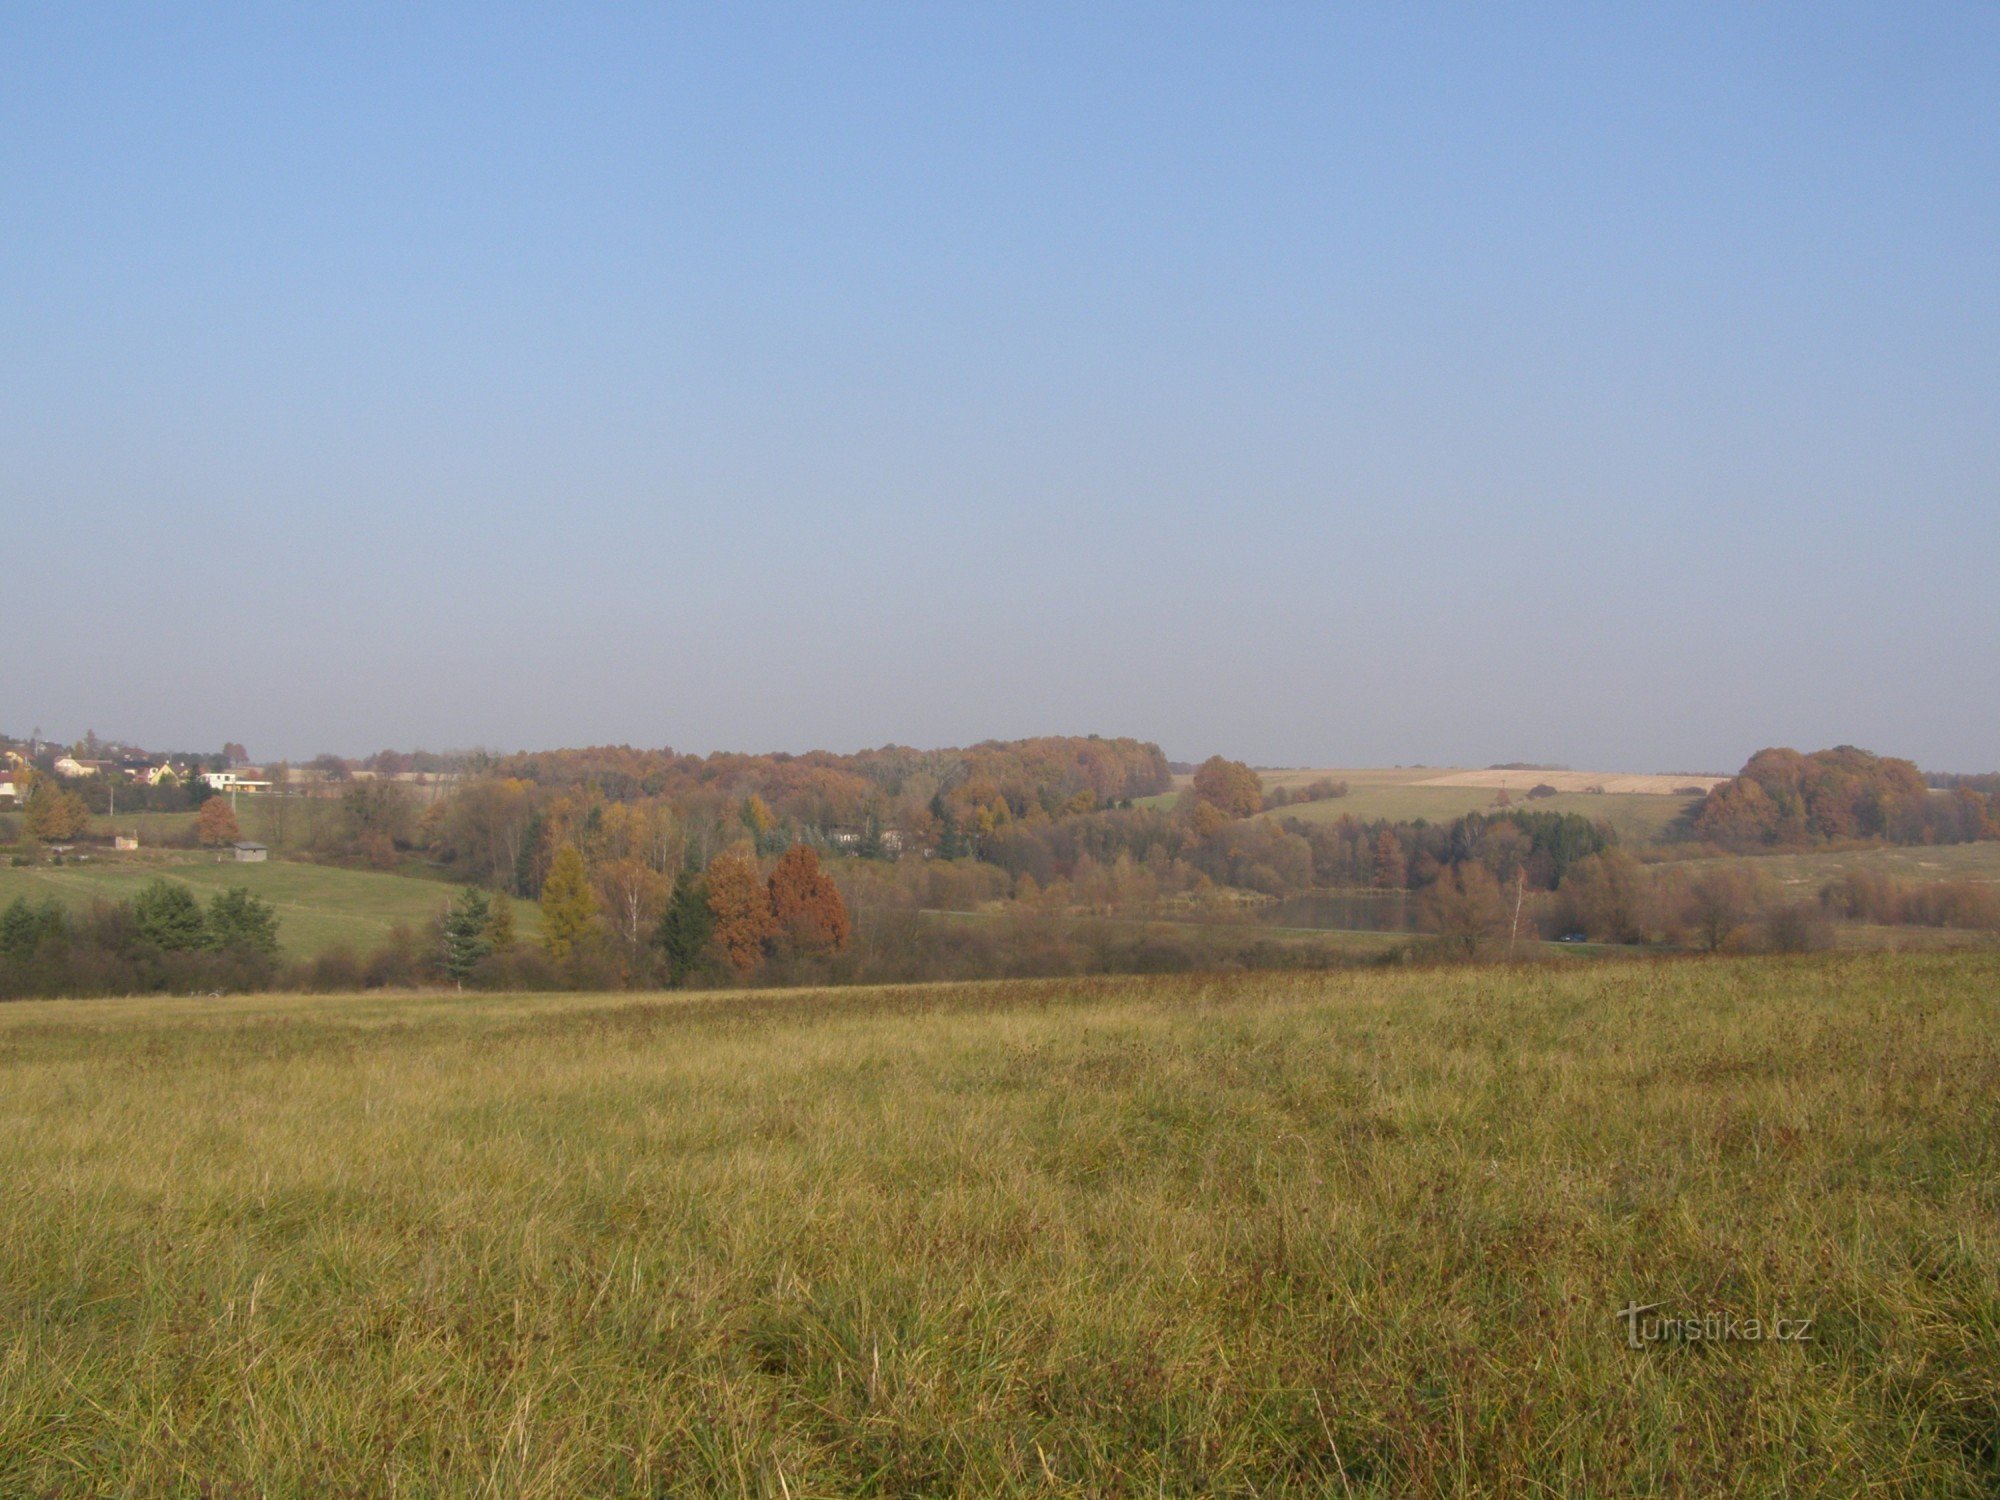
[201,771,273,794]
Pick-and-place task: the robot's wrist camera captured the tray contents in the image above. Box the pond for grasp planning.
[1259,890,1413,933]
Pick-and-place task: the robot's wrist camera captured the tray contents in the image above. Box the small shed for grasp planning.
[232,842,268,863]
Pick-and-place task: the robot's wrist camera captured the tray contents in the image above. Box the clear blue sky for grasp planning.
[6,4,1996,771]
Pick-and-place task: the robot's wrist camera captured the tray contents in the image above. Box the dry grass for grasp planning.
[2,956,1997,1495]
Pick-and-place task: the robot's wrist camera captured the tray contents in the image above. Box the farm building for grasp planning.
[231,842,268,863]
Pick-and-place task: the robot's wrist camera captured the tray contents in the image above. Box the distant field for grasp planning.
[1143,767,1704,843]
[2,955,1995,1493]
[89,795,316,849]
[1260,768,1702,844]
[0,856,539,958]
[83,809,199,842]
[917,905,1412,953]
[1674,840,2000,892]
[1414,768,1728,795]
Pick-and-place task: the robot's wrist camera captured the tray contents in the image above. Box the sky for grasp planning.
[5,4,1996,773]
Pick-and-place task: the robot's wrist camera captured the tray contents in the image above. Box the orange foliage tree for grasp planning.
[1191,756,1263,820]
[195,797,241,847]
[704,849,775,973]
[766,844,850,956]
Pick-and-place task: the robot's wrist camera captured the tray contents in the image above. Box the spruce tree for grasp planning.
[442,886,493,984]
[654,875,712,986]
[133,879,208,951]
[208,887,281,958]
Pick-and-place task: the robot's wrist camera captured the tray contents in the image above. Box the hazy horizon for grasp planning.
[7,6,1996,772]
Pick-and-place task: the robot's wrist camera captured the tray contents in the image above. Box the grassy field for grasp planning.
[87,795,324,849]
[0,856,540,958]
[1672,840,2000,892]
[2,955,1996,1494]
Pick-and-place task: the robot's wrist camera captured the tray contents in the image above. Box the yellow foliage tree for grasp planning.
[539,843,598,960]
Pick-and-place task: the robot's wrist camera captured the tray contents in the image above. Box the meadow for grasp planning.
[2,954,1996,1495]
[1679,840,2000,892]
[0,856,541,958]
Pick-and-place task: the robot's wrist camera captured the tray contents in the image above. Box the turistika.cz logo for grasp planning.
[1615,1303,1815,1349]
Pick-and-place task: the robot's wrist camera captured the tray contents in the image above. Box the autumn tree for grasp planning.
[1191,756,1263,820]
[596,856,670,954]
[22,781,88,842]
[767,844,851,956]
[1370,830,1407,889]
[539,843,598,960]
[195,797,241,847]
[704,849,774,973]
[487,895,516,953]
[264,761,291,847]
[1559,849,1653,944]
[442,776,537,890]
[1691,746,1935,849]
[1417,863,1509,958]
[1683,866,1772,952]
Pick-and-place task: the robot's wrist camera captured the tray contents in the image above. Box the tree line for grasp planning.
[1687,747,1998,849]
[0,881,281,999]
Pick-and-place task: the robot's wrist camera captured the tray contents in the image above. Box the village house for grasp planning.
[201,771,273,794]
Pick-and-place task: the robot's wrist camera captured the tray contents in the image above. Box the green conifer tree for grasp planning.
[654,874,712,986]
[133,879,208,951]
[207,887,281,958]
[441,886,493,985]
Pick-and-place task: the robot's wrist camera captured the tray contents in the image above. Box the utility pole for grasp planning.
[1509,867,1527,957]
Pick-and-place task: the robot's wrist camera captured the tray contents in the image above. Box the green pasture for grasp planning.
[0,856,538,958]
[1669,840,2000,891]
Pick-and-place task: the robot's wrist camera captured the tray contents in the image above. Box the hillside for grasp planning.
[0,855,540,959]
[3,955,1996,1494]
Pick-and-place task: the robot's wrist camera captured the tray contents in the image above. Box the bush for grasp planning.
[306,946,364,992]
[1763,900,1836,954]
